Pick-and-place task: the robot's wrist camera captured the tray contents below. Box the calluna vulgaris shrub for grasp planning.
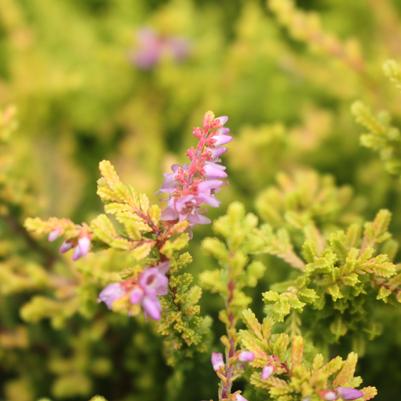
[0,0,401,401]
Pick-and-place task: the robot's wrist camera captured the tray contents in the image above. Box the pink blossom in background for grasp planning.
[131,28,164,69]
[130,27,190,70]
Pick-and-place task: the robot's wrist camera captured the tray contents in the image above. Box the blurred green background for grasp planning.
[1,0,401,400]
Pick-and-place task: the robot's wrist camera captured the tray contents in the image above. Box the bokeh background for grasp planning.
[1,0,401,400]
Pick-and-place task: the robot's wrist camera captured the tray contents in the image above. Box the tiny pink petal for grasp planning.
[198,180,224,191]
[99,283,125,309]
[261,365,274,380]
[142,295,161,320]
[139,267,168,296]
[213,134,232,146]
[48,229,61,242]
[336,387,364,400]
[204,163,227,179]
[59,241,73,254]
[238,351,255,362]
[215,115,228,126]
[130,287,144,304]
[211,352,224,371]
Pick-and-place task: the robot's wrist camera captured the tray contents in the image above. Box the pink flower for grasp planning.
[59,240,73,253]
[72,236,91,261]
[141,295,162,320]
[48,228,61,242]
[57,233,91,261]
[131,28,163,69]
[336,387,364,400]
[235,394,248,401]
[211,352,224,371]
[129,265,169,321]
[98,283,125,309]
[130,28,190,69]
[261,365,274,380]
[99,263,170,320]
[238,351,255,362]
[160,111,232,226]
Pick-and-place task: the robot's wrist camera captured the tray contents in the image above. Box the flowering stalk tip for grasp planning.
[161,111,232,227]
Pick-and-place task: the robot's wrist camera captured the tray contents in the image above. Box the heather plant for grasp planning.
[1,1,401,401]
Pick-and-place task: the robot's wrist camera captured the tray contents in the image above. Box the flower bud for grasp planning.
[238,351,255,362]
[336,387,364,400]
[48,228,61,242]
[211,352,224,371]
[261,365,274,380]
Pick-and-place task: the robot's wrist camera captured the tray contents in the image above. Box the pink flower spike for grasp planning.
[99,283,125,309]
[160,111,231,227]
[238,351,255,362]
[59,241,73,254]
[261,365,274,380]
[211,352,224,371]
[48,228,61,242]
[320,390,338,401]
[336,387,364,400]
[142,295,161,320]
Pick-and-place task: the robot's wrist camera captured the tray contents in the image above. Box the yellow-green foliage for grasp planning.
[1,1,401,401]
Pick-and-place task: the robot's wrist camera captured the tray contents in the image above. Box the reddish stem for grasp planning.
[219,277,237,400]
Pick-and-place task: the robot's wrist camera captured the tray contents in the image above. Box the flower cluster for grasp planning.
[160,111,232,226]
[131,27,190,70]
[98,262,169,321]
[48,229,92,261]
